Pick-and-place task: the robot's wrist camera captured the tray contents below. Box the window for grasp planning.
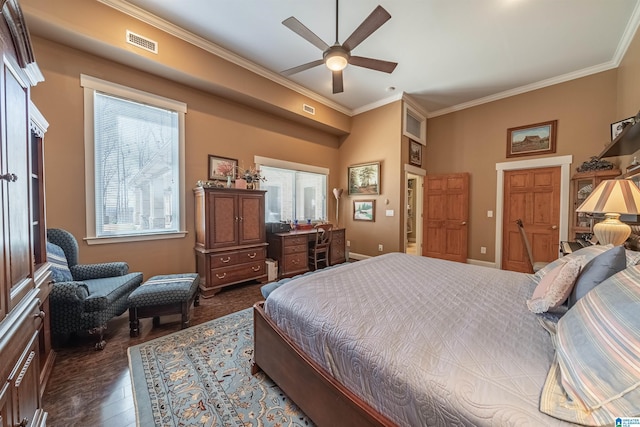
[81,75,187,244]
[403,101,426,145]
[256,157,328,223]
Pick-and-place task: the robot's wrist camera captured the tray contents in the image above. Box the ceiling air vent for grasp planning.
[303,104,315,115]
[126,30,158,54]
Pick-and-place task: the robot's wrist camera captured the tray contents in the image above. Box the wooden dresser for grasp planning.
[0,1,51,425]
[267,228,346,278]
[194,187,268,297]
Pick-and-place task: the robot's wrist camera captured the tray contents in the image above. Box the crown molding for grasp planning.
[98,0,352,116]
[427,61,618,119]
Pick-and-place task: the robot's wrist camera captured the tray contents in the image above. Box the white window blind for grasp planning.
[82,75,187,244]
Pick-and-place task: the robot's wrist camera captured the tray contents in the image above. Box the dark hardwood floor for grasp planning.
[42,281,265,427]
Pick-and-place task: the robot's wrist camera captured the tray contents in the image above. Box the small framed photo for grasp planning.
[348,162,380,195]
[409,140,422,166]
[611,116,636,141]
[208,155,237,181]
[506,120,557,158]
[353,200,375,222]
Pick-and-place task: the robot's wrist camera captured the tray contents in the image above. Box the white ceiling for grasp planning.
[115,0,640,116]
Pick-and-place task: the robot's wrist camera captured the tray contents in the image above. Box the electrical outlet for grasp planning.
[346,240,351,247]
[378,244,383,252]
[480,246,487,254]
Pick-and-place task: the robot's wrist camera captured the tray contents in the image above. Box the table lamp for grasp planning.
[575,179,640,245]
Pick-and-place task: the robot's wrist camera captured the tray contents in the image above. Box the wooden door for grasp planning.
[502,167,560,272]
[4,64,33,311]
[422,173,469,263]
[238,192,265,246]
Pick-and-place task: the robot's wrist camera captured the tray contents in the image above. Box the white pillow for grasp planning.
[527,257,583,313]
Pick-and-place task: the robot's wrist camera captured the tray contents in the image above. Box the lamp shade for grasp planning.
[576,179,640,246]
[576,179,640,214]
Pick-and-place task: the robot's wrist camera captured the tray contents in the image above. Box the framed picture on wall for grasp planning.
[348,162,380,195]
[208,155,237,181]
[353,200,375,221]
[409,140,422,166]
[506,120,557,158]
[611,116,636,141]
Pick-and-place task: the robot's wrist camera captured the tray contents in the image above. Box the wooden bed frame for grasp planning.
[252,302,396,427]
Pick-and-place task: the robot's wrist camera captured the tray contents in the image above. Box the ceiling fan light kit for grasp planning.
[324,46,349,71]
[282,1,397,94]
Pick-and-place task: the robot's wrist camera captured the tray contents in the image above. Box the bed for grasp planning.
[252,251,640,426]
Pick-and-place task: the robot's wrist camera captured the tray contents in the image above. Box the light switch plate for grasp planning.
[385,209,394,216]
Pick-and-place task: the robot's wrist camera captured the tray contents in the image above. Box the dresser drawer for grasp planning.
[282,253,308,275]
[210,260,266,286]
[210,247,266,268]
[283,244,307,255]
[284,235,308,246]
[236,247,266,262]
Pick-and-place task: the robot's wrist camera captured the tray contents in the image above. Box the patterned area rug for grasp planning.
[128,308,314,426]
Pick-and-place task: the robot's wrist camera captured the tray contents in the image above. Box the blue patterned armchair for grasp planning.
[47,228,143,350]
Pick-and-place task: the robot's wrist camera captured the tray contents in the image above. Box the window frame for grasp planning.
[81,74,187,244]
[255,155,329,223]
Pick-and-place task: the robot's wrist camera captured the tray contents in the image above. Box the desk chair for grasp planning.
[516,219,549,273]
[309,224,333,270]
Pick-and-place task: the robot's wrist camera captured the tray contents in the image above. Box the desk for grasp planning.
[267,228,346,278]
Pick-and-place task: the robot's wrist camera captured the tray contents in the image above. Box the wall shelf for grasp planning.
[598,110,640,158]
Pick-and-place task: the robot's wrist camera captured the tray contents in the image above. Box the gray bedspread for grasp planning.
[264,253,577,426]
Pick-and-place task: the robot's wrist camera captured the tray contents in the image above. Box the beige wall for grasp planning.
[31,37,341,277]
[27,0,640,271]
[426,70,621,262]
[22,0,351,135]
[338,102,403,255]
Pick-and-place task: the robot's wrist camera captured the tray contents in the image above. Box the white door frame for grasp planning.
[495,155,573,269]
[404,164,426,254]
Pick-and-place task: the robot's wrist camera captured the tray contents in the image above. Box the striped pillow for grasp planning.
[540,265,640,425]
[46,241,73,282]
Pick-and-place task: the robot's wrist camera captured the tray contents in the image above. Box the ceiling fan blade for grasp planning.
[282,16,330,51]
[332,70,344,94]
[349,56,397,73]
[281,59,324,76]
[342,5,391,51]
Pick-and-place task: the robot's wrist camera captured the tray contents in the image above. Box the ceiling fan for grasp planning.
[281,1,398,94]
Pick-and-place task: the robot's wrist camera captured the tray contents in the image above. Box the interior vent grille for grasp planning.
[126,30,158,54]
[303,104,315,115]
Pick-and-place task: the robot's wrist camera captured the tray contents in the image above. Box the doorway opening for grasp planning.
[404,164,425,255]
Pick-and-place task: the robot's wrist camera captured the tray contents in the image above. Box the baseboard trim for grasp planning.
[467,259,496,269]
[348,252,371,261]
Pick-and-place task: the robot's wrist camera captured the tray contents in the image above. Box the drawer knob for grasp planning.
[215,273,227,279]
[252,266,261,272]
[220,256,231,263]
[247,252,256,259]
[19,418,29,427]
[33,310,45,320]
[292,259,299,265]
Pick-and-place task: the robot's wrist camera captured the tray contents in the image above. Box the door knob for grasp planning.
[461,221,467,225]
[551,225,558,230]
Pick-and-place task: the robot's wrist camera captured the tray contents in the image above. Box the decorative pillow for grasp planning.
[568,245,626,308]
[533,244,613,283]
[526,257,583,313]
[625,248,640,266]
[539,265,640,425]
[46,241,73,282]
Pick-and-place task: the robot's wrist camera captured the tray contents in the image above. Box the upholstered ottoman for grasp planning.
[127,273,200,337]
